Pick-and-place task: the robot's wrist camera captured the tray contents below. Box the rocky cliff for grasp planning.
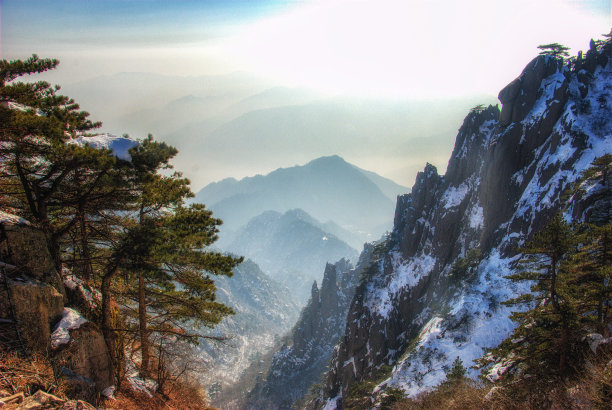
[319,39,612,407]
[246,257,361,409]
[0,212,114,403]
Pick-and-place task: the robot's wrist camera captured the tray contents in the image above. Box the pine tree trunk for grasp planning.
[139,274,150,378]
[78,209,93,282]
[102,264,120,383]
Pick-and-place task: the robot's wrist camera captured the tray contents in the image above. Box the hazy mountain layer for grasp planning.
[196,155,405,243]
[60,71,493,188]
[219,209,359,304]
[195,260,299,402]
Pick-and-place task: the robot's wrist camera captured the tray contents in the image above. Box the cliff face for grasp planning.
[322,41,612,406]
[0,214,114,401]
[246,257,360,409]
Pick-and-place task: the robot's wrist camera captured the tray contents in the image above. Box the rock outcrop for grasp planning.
[1,276,64,353]
[54,321,114,402]
[0,211,63,293]
[0,212,114,401]
[318,40,611,407]
[246,256,366,409]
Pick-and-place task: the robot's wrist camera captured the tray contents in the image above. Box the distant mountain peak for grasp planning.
[195,156,403,238]
[307,154,346,166]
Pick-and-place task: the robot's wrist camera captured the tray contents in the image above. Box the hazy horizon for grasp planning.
[1,0,610,189]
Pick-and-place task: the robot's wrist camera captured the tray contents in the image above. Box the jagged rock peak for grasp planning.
[311,280,319,300]
[319,38,612,407]
[498,55,563,126]
[446,104,499,185]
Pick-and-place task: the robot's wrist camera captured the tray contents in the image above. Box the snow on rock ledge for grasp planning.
[51,307,88,349]
[0,210,30,225]
[69,133,139,161]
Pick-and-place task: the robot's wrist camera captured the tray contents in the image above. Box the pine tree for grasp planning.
[111,137,242,379]
[444,357,467,386]
[0,54,126,280]
[537,43,571,59]
[477,215,582,393]
[1,56,241,387]
[568,222,612,335]
[505,215,580,376]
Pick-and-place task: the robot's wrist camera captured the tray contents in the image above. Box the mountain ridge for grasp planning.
[195,155,406,242]
[219,208,360,304]
[314,43,611,408]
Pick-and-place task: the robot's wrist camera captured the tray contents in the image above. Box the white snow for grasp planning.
[485,353,516,382]
[0,210,30,225]
[469,205,484,229]
[69,133,139,161]
[321,396,340,410]
[125,360,158,397]
[50,308,88,349]
[384,250,529,396]
[441,183,469,209]
[1,101,44,116]
[524,70,566,125]
[127,375,158,397]
[343,357,357,377]
[365,253,436,319]
[62,267,100,308]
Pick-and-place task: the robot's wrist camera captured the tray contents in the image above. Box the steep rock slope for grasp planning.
[246,257,360,409]
[196,260,300,401]
[320,41,612,406]
[220,209,359,303]
[194,155,405,241]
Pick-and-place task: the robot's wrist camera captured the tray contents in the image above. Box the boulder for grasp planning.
[0,276,64,353]
[53,321,114,401]
[0,211,64,295]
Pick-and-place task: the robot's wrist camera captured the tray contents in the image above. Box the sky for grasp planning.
[1,0,611,188]
[2,0,610,97]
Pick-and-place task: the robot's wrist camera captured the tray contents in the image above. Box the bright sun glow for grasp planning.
[223,0,610,98]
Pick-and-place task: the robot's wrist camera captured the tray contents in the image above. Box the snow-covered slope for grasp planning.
[318,40,612,407]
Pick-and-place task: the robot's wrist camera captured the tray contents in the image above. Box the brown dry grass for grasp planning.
[0,347,67,399]
[391,359,612,410]
[101,379,213,410]
[392,381,491,410]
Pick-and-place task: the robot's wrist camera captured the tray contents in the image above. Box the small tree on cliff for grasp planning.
[537,43,571,59]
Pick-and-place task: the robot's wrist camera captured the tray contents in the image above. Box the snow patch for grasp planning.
[469,205,484,229]
[441,183,469,209]
[62,267,100,309]
[126,361,158,397]
[524,70,566,125]
[69,133,139,161]
[0,210,30,225]
[51,308,88,349]
[385,250,529,396]
[365,253,436,318]
[321,396,340,410]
